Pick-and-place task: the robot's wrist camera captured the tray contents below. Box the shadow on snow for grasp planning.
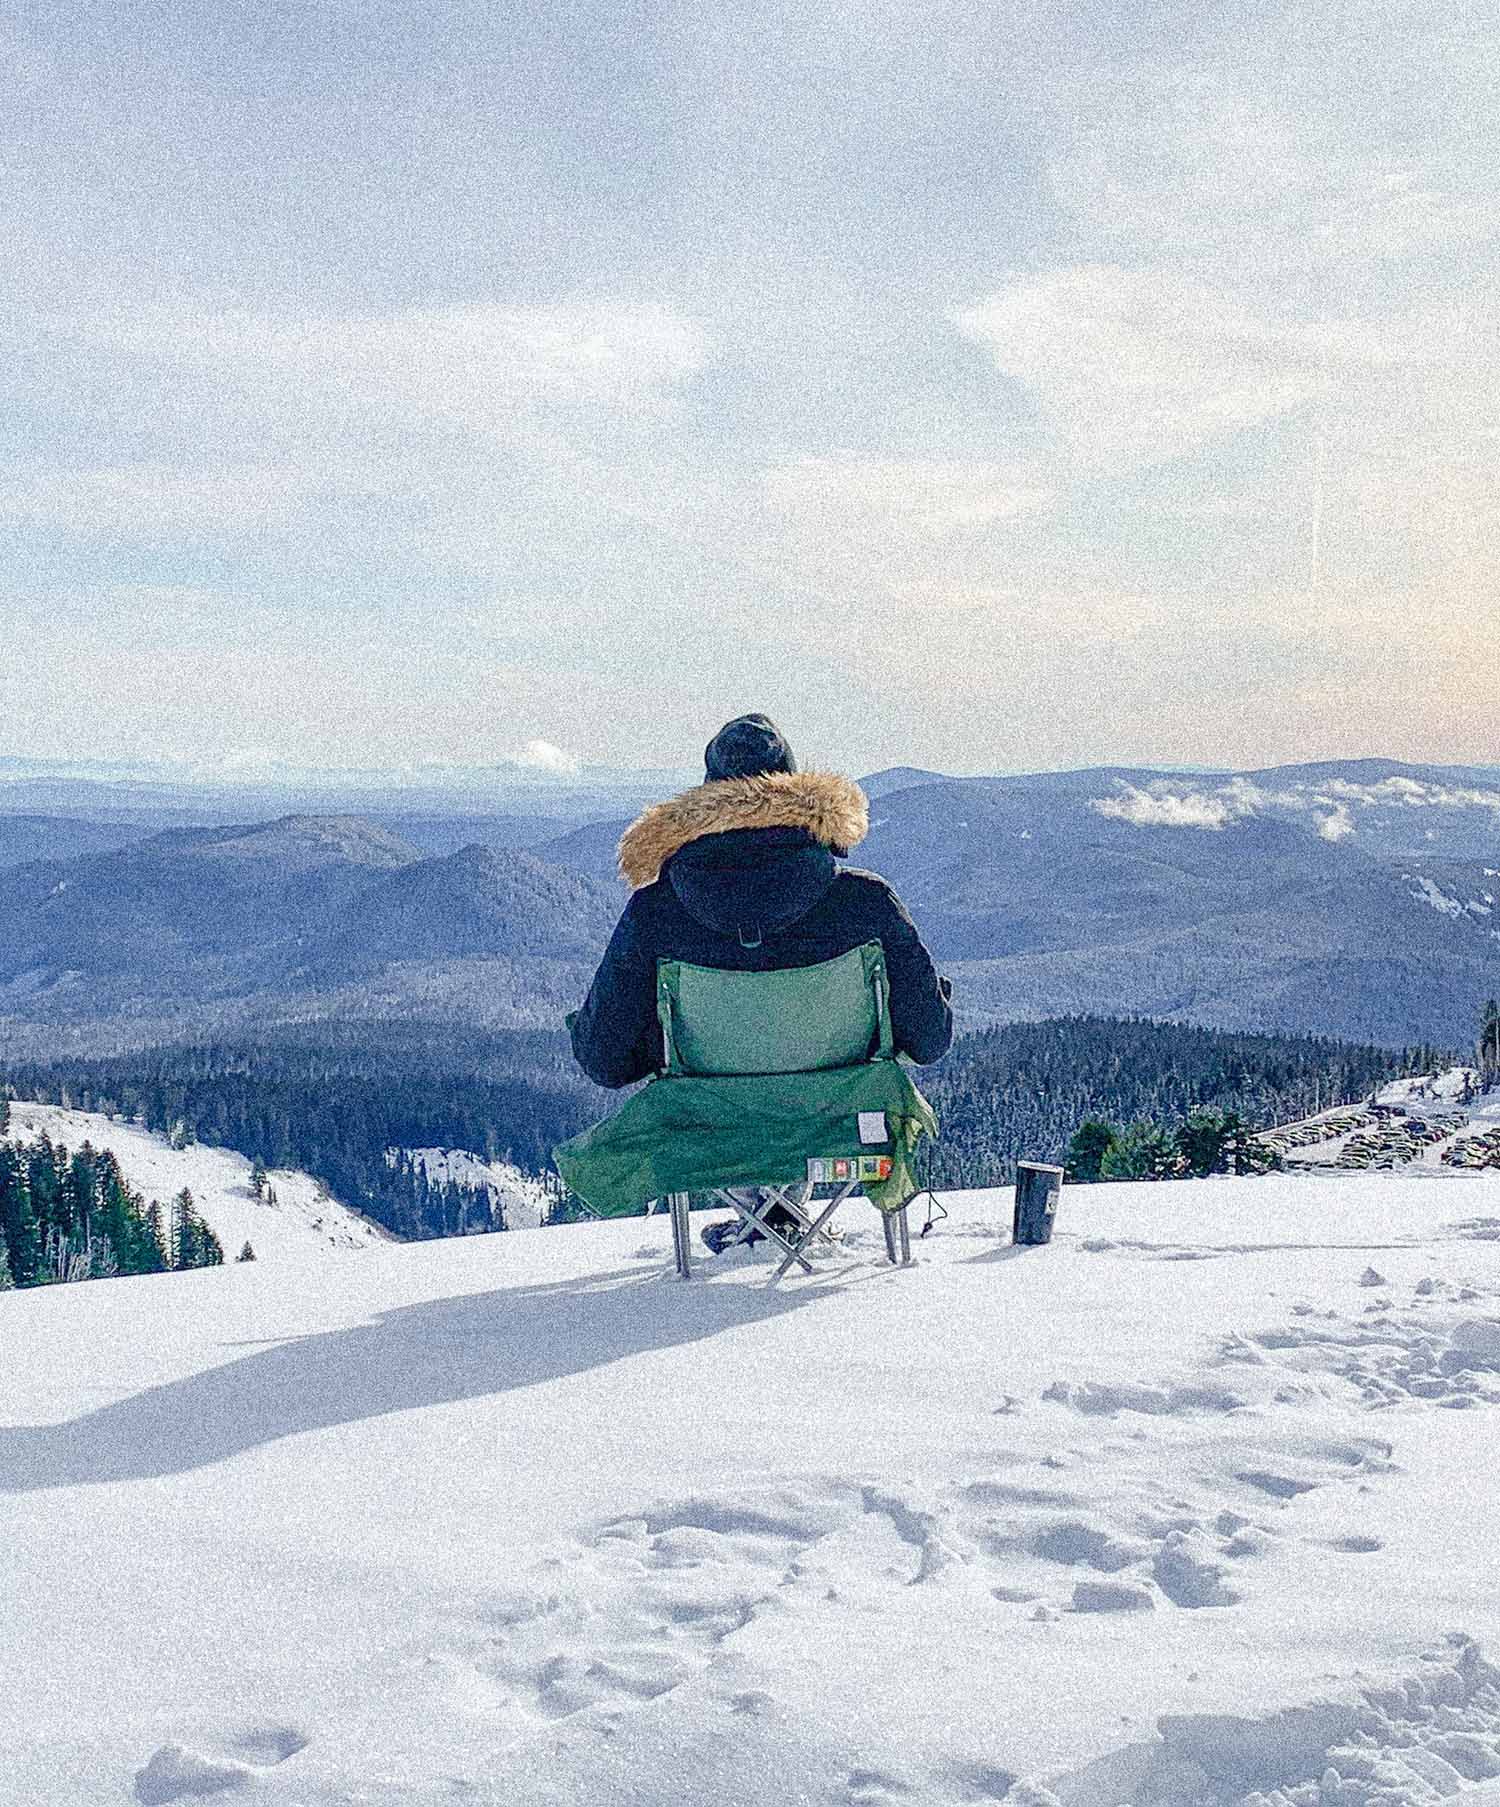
[0,1261,833,1492]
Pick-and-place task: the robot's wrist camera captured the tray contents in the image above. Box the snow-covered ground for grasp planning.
[392,1146,552,1231]
[5,1101,391,1258]
[4,1173,1500,1805]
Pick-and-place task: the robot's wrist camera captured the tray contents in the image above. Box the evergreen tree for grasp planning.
[169,1190,224,1270]
[1225,1118,1278,1176]
[143,1202,169,1271]
[0,1144,41,1287]
[24,1134,66,1251]
[249,1160,268,1199]
[171,1189,199,1269]
[1065,1119,1119,1183]
[1175,1110,1240,1178]
[238,1241,256,1261]
[1100,1121,1178,1181]
[0,1238,12,1289]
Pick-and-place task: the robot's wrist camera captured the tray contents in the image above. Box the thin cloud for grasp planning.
[0,465,314,535]
[761,458,1053,537]
[952,269,1422,467]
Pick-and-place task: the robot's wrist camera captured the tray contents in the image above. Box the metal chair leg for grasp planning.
[710,1186,817,1273]
[771,1181,858,1281]
[670,1192,692,1278]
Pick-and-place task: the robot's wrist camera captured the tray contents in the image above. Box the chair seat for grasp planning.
[553,1058,936,1219]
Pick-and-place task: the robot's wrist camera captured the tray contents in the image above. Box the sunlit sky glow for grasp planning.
[3,0,1497,778]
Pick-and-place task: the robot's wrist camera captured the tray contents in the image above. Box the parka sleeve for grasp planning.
[879,889,954,1064]
[567,894,663,1089]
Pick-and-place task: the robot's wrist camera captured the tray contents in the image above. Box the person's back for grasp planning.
[569,714,952,1089]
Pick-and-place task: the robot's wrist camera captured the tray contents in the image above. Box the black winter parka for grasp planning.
[568,771,953,1089]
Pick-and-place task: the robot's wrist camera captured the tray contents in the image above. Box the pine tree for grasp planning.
[171,1190,224,1270]
[1225,1118,1277,1176]
[238,1241,256,1261]
[0,1238,11,1288]
[199,1217,224,1266]
[0,1144,41,1287]
[143,1202,169,1271]
[171,1188,198,1269]
[1065,1119,1119,1183]
[1100,1120,1178,1181]
[1176,1110,1239,1178]
[249,1160,268,1199]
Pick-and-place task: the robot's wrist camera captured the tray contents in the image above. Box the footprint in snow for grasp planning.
[1068,1577,1156,1613]
[1152,1528,1241,1607]
[460,1478,965,1740]
[1041,1378,1248,1417]
[135,1728,307,1803]
[1027,1519,1152,1574]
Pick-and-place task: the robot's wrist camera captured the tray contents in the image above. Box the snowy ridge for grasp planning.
[5,1100,390,1258]
[3,1173,1500,1804]
[1401,870,1499,931]
[390,1146,551,1231]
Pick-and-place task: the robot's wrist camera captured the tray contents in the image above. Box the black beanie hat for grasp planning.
[704,713,797,781]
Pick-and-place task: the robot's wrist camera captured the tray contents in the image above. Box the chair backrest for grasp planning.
[656,940,894,1077]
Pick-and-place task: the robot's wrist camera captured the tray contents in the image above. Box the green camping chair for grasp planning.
[553,940,938,1279]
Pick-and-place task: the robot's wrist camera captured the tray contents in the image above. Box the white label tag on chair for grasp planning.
[858,1111,888,1145]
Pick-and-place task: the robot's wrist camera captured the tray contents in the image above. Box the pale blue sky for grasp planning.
[3,0,1496,778]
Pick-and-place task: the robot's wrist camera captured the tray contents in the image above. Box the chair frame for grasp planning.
[663,1182,911,1280]
[564,941,920,1281]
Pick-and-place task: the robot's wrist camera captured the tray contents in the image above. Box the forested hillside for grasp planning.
[0,1106,224,1289]
[920,1016,1421,1188]
[4,1015,1424,1233]
[1,1022,606,1242]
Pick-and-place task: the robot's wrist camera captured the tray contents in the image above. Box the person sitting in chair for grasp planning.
[568,714,953,1243]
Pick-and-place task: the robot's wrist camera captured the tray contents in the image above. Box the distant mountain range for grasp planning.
[0,816,618,1037]
[537,759,1500,1049]
[0,752,696,826]
[1,757,1497,1051]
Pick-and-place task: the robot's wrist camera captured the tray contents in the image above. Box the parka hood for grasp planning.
[617,771,868,890]
[617,771,869,944]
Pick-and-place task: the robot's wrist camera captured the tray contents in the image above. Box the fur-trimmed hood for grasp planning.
[617,770,868,890]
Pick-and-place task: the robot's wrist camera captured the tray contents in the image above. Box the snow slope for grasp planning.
[3,1174,1500,1805]
[5,1101,391,1258]
[393,1146,552,1231]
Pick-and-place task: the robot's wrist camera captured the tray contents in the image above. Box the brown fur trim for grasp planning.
[617,770,869,889]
